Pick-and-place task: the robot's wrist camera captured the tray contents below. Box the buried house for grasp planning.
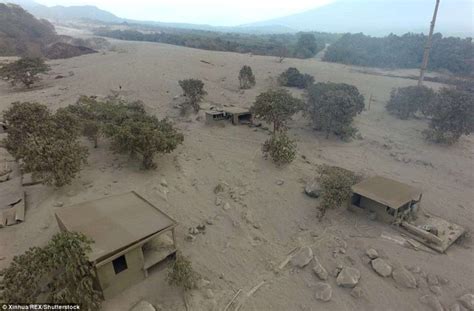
[348,176,465,252]
[55,191,177,299]
[205,107,253,125]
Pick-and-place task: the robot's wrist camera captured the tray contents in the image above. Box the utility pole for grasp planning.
[418,0,441,86]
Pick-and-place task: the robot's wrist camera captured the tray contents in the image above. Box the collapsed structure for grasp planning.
[205,107,252,125]
[55,191,178,298]
[349,176,465,253]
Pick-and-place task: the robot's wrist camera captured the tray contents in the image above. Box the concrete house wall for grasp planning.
[96,247,146,299]
[359,196,395,223]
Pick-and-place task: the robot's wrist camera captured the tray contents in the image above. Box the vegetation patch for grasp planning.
[238,65,256,89]
[278,67,314,89]
[0,57,50,88]
[386,85,436,119]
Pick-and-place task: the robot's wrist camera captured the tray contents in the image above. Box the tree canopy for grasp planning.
[238,65,256,89]
[0,57,50,88]
[2,101,87,187]
[423,87,474,144]
[251,89,303,133]
[179,79,207,112]
[386,85,436,119]
[305,82,365,139]
[278,67,314,89]
[295,33,318,59]
[1,231,101,310]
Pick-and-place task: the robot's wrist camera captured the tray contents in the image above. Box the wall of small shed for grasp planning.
[96,247,145,299]
[359,196,395,223]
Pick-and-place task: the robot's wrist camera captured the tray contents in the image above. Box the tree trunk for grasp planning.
[142,152,156,169]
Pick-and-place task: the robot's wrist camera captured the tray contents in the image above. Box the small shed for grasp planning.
[348,176,422,223]
[224,107,253,125]
[205,110,230,125]
[55,191,177,299]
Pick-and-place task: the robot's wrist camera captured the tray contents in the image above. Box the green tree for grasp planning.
[251,89,303,133]
[295,33,318,58]
[0,57,50,88]
[179,79,207,112]
[278,67,314,89]
[423,88,474,144]
[262,131,297,166]
[238,65,256,89]
[305,82,365,139]
[386,85,436,119]
[167,252,200,310]
[317,165,359,220]
[1,231,101,310]
[2,102,88,187]
[106,114,184,169]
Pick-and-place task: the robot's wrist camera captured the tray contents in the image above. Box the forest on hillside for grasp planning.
[323,33,474,76]
[94,27,339,59]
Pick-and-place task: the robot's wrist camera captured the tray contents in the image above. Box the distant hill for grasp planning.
[245,0,474,37]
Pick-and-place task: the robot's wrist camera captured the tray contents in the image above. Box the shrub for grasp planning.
[251,89,303,133]
[262,132,297,166]
[317,165,359,220]
[167,252,199,291]
[3,102,87,187]
[179,79,207,112]
[106,113,184,169]
[0,57,50,88]
[305,82,365,139]
[386,85,436,119]
[278,67,314,89]
[1,231,101,310]
[423,88,474,144]
[238,65,256,89]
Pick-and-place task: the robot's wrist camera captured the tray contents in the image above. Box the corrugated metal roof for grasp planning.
[55,191,176,263]
[352,176,421,209]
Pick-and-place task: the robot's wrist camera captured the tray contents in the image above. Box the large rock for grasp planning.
[366,248,379,259]
[291,247,313,268]
[130,300,156,311]
[336,267,360,288]
[392,267,417,289]
[314,282,332,302]
[371,258,392,277]
[459,293,474,310]
[420,295,444,311]
[304,179,321,198]
[313,259,328,280]
[351,286,364,299]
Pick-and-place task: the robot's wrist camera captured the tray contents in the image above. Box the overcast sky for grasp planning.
[34,0,336,25]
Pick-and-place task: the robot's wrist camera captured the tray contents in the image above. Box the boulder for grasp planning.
[314,282,332,302]
[459,293,474,311]
[130,300,156,311]
[304,179,321,198]
[420,295,444,311]
[366,248,379,259]
[336,267,360,288]
[291,247,313,268]
[351,286,364,299]
[371,258,392,277]
[448,303,462,311]
[392,267,417,289]
[313,260,328,280]
[429,286,442,296]
[427,273,439,286]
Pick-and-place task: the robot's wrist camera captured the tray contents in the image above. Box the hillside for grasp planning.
[246,0,473,37]
[0,3,56,56]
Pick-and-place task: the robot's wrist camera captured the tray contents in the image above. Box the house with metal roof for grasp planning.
[55,191,177,299]
[348,176,422,223]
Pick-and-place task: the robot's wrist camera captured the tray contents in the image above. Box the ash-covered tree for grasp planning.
[317,165,359,220]
[386,85,436,119]
[106,113,184,169]
[262,131,297,166]
[0,57,50,88]
[179,79,207,112]
[251,89,303,133]
[167,252,200,310]
[305,82,365,140]
[423,88,474,144]
[278,67,314,89]
[0,231,101,310]
[238,65,256,89]
[294,33,318,59]
[2,102,88,187]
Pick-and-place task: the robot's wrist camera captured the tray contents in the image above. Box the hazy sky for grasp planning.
[34,0,336,25]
